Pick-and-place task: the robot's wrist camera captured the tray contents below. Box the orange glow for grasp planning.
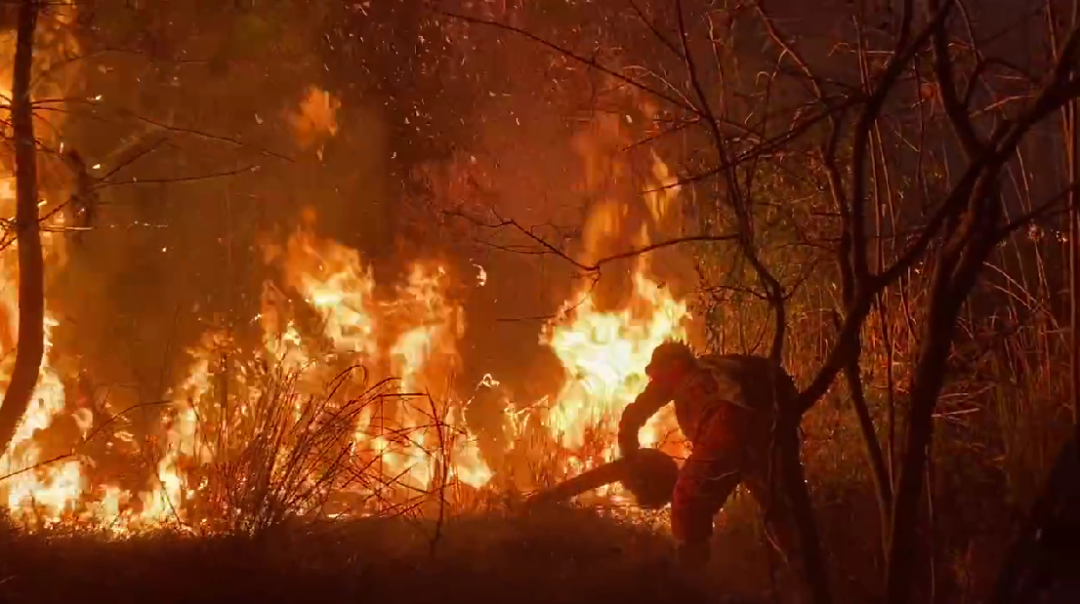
[0,61,693,531]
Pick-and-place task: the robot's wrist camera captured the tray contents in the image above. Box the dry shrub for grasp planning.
[130,349,492,535]
[161,362,388,534]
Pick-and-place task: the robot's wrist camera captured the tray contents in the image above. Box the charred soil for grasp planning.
[0,507,746,604]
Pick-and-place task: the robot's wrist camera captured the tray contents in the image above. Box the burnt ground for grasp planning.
[0,506,790,604]
[5,493,1074,604]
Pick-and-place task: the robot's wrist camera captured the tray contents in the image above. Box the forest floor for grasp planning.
[5,490,1072,604]
[0,505,792,604]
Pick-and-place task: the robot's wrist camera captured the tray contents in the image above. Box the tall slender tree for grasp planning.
[0,0,44,456]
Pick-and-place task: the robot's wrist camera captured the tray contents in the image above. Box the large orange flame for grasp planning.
[0,46,694,530]
[542,271,689,461]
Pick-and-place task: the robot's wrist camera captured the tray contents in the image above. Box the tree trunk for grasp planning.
[776,417,834,604]
[885,324,955,604]
[0,0,44,457]
[842,341,893,560]
[1068,44,1080,449]
[886,229,996,603]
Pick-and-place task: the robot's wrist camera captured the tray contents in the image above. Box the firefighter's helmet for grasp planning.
[645,339,695,379]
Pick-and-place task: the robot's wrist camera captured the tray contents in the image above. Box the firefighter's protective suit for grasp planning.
[617,341,803,571]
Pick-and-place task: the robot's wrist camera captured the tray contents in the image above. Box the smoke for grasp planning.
[41,1,701,462]
[47,4,354,425]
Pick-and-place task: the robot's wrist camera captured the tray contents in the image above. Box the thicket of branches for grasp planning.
[445,0,1080,602]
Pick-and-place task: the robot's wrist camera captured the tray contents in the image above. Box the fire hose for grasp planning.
[524,448,680,510]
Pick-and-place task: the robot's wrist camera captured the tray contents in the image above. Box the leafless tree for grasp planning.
[0,0,45,457]
[442,0,1080,602]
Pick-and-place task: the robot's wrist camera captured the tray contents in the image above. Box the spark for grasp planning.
[472,262,487,286]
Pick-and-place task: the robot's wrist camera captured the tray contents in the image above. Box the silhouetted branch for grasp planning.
[92,164,260,190]
[435,8,700,115]
[31,98,295,162]
[448,208,738,274]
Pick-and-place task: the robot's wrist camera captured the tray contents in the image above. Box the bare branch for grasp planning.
[448,208,738,274]
[675,0,787,364]
[32,98,295,162]
[927,0,984,156]
[995,180,1080,239]
[92,164,260,190]
[435,9,701,115]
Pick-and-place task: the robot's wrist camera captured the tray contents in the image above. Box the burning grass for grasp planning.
[0,198,703,534]
[0,356,753,602]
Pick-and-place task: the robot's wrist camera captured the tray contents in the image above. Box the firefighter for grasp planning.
[617,339,803,572]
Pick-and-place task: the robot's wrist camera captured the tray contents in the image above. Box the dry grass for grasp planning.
[689,223,1080,603]
[0,507,760,604]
